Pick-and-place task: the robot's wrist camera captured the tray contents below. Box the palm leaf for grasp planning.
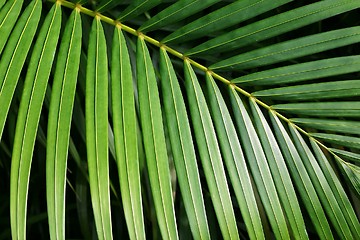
[206,76,264,240]
[0,0,359,239]
[162,0,291,44]
[187,0,360,55]
[0,0,23,54]
[249,99,308,240]
[10,2,59,239]
[230,90,290,240]
[159,49,210,240]
[184,62,239,239]
[111,26,145,240]
[85,16,112,240]
[137,37,178,240]
[46,7,81,240]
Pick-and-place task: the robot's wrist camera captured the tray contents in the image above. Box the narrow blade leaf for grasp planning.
[311,141,360,238]
[311,133,360,150]
[10,3,60,240]
[46,8,81,240]
[273,102,360,117]
[232,56,360,85]
[330,149,360,163]
[292,118,360,136]
[111,26,145,240]
[270,113,333,240]
[187,0,360,55]
[229,88,290,240]
[118,0,161,21]
[163,0,290,44]
[249,99,308,240]
[86,17,113,240]
[211,27,360,70]
[137,37,178,240]
[184,61,239,240]
[96,0,121,12]
[205,75,264,240]
[139,0,220,33]
[0,0,23,54]
[290,127,353,239]
[0,0,41,140]
[337,160,360,197]
[252,80,360,100]
[159,49,210,240]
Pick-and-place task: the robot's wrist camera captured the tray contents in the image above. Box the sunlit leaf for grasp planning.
[137,37,178,240]
[86,16,113,240]
[311,141,360,238]
[270,113,333,240]
[46,7,81,240]
[10,2,60,239]
[0,0,23,54]
[111,26,145,240]
[206,75,264,240]
[159,49,210,240]
[290,127,353,239]
[249,99,308,240]
[0,0,41,140]
[184,62,239,239]
[229,89,290,240]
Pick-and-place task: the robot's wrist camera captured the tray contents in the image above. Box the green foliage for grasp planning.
[0,0,359,239]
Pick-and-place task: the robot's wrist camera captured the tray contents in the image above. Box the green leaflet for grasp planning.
[184,62,239,240]
[187,0,360,55]
[269,113,333,240]
[273,102,360,117]
[46,8,81,240]
[159,49,210,240]
[0,0,41,140]
[229,88,290,240]
[111,27,145,240]
[311,141,360,238]
[0,0,23,54]
[140,0,219,33]
[75,160,92,240]
[311,133,360,150]
[96,0,121,12]
[211,27,360,70]
[249,99,308,240]
[232,55,360,85]
[291,118,360,136]
[86,17,113,240]
[330,149,360,163]
[337,160,360,198]
[118,0,161,21]
[10,2,60,240]
[205,75,264,240]
[252,80,360,100]
[163,0,290,44]
[137,37,178,240]
[290,127,353,239]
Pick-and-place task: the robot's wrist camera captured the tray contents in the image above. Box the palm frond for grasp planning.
[0,0,359,239]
